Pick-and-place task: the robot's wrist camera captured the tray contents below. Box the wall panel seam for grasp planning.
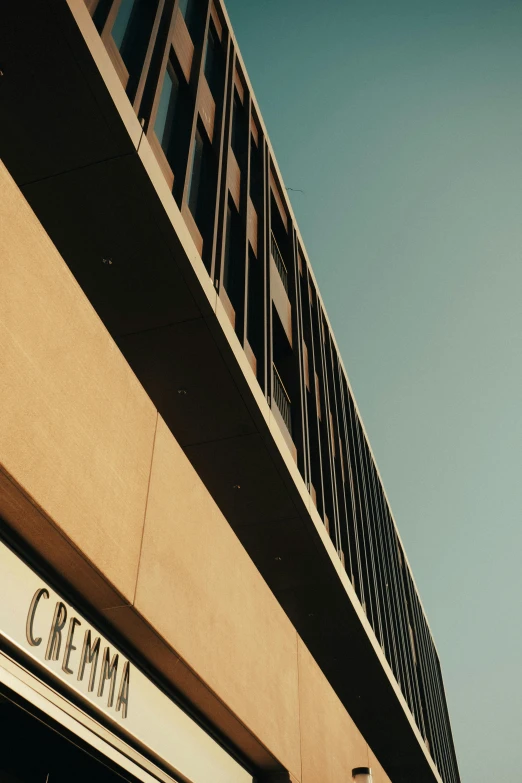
[132,409,160,606]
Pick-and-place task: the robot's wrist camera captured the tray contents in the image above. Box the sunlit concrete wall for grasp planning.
[0,160,391,783]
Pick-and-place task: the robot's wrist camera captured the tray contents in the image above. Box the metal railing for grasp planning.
[272,364,292,435]
[270,232,289,295]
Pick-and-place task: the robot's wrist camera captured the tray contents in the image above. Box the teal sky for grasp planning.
[225,1,522,779]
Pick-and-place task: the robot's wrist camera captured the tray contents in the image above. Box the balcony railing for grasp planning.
[270,232,289,295]
[272,364,292,436]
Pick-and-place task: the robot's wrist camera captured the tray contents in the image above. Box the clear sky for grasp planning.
[224,1,522,779]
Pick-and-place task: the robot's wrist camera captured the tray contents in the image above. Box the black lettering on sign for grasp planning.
[45,602,67,661]
[116,661,130,719]
[26,588,49,646]
[98,647,119,708]
[62,617,81,675]
[25,589,131,719]
[78,630,100,693]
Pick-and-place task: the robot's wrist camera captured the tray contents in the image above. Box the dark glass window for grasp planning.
[187,123,217,264]
[247,248,264,380]
[111,0,157,95]
[222,199,245,329]
[178,0,203,42]
[249,140,263,209]
[188,129,204,218]
[231,92,247,165]
[92,0,113,32]
[204,25,216,78]
[112,0,137,51]
[223,205,233,294]
[204,22,223,101]
[155,62,180,153]
[231,95,241,159]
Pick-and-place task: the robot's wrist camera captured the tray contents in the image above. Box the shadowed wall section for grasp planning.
[0,160,391,783]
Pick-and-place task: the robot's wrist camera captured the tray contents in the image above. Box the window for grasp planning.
[231,93,244,162]
[223,205,233,295]
[188,129,204,219]
[152,54,191,196]
[154,61,180,154]
[204,24,216,81]
[111,0,157,93]
[187,123,217,260]
[222,199,246,332]
[92,0,112,32]
[223,200,242,301]
[204,22,223,100]
[178,0,203,42]
[111,0,137,52]
[409,623,418,666]
[315,372,322,419]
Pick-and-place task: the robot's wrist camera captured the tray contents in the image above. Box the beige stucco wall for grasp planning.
[0,160,390,783]
[133,415,301,778]
[0,160,157,608]
[298,640,392,783]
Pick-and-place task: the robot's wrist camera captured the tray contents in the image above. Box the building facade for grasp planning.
[0,1,460,782]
